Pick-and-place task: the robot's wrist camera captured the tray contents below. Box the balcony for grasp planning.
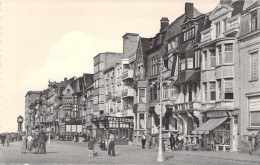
[173,102,201,111]
[200,28,212,43]
[122,88,134,98]
[122,70,134,80]
[129,53,136,64]
[223,17,239,37]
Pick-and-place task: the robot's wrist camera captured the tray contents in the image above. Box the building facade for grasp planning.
[237,0,260,153]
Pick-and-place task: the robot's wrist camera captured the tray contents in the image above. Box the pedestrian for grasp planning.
[37,131,47,154]
[21,133,27,154]
[5,133,10,147]
[141,133,146,149]
[0,134,5,146]
[32,134,39,153]
[27,134,33,154]
[88,137,95,158]
[169,133,175,151]
[108,132,115,156]
[148,133,152,149]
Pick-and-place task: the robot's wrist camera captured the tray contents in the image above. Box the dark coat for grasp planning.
[88,139,95,150]
[38,133,47,144]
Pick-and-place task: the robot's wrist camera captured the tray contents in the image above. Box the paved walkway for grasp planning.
[121,143,260,164]
[0,141,259,164]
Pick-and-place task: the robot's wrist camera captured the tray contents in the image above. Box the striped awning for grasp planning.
[192,117,228,134]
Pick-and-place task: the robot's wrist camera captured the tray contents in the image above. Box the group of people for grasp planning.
[88,132,116,158]
[140,132,184,151]
[0,133,20,147]
[21,131,48,154]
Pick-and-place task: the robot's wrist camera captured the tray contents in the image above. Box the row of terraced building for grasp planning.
[25,0,260,153]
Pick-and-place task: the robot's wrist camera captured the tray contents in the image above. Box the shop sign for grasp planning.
[206,111,228,118]
[106,116,133,123]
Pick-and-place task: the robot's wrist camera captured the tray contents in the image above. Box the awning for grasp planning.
[192,117,228,134]
[187,71,200,82]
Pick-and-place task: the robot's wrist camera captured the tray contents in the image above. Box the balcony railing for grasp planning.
[122,70,134,80]
[122,88,135,98]
[129,53,136,63]
[201,28,212,43]
[173,102,201,111]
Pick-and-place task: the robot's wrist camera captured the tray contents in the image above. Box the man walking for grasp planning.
[141,133,146,149]
[108,132,115,156]
[169,133,175,151]
[37,131,47,154]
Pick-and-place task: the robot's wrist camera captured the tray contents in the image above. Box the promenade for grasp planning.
[0,141,259,164]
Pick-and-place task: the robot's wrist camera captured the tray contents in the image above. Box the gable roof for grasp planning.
[167,14,186,40]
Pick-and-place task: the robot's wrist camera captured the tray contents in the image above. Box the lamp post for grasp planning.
[155,57,165,162]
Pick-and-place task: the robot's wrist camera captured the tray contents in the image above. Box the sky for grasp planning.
[0,0,219,132]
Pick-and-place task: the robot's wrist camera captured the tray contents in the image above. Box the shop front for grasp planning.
[192,110,236,152]
[92,116,134,145]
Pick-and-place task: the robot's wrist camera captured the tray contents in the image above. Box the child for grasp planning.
[88,137,95,158]
[22,134,27,154]
[27,134,33,154]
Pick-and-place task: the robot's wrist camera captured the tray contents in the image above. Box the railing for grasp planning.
[201,29,212,42]
[122,70,134,80]
[173,102,201,111]
[122,88,135,97]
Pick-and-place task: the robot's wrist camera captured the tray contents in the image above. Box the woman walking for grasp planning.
[21,134,27,154]
[27,134,33,154]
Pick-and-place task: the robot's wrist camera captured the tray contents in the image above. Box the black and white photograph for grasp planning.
[0,0,260,164]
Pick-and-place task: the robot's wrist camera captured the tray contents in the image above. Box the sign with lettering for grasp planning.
[106,116,133,123]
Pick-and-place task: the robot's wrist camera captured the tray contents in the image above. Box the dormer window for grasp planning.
[183,27,195,42]
[67,89,70,94]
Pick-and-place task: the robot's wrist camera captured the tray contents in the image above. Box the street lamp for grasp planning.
[155,56,165,162]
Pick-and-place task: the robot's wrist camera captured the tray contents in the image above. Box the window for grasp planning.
[187,58,193,69]
[210,49,216,67]
[249,96,260,127]
[210,82,216,101]
[139,89,146,103]
[251,52,258,81]
[152,58,158,75]
[203,51,208,69]
[217,79,222,100]
[163,87,168,100]
[139,113,145,129]
[216,22,221,37]
[250,10,258,31]
[151,85,157,101]
[203,83,207,102]
[217,45,222,65]
[225,44,233,63]
[223,19,227,32]
[224,78,233,99]
[180,59,186,71]
[67,89,70,94]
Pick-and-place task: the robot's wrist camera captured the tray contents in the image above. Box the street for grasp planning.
[0,141,260,164]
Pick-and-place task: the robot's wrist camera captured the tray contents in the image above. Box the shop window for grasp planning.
[250,10,258,31]
[210,82,216,101]
[225,44,233,63]
[250,51,258,81]
[248,95,260,127]
[215,21,221,37]
[210,49,216,67]
[224,78,233,100]
[217,45,222,65]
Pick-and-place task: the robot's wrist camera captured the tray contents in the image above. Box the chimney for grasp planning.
[185,2,194,18]
[220,0,232,5]
[160,17,169,32]
[64,78,67,82]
